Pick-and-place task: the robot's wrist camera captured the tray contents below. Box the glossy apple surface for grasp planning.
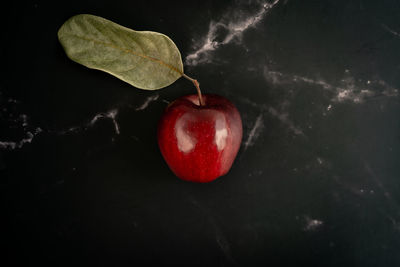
[157,94,242,183]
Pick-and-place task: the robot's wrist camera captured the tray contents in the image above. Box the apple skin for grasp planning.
[157,94,242,183]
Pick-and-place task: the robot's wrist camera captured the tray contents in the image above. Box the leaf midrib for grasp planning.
[65,32,183,76]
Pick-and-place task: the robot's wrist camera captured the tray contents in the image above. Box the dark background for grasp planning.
[2,0,400,266]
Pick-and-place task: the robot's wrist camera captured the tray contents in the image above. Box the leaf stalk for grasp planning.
[182,73,204,106]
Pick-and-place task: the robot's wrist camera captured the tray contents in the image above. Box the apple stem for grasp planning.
[182,73,204,106]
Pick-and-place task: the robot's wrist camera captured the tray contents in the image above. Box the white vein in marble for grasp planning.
[135,94,159,111]
[60,108,120,135]
[0,95,43,150]
[243,114,264,150]
[263,67,399,104]
[0,128,42,150]
[268,107,304,135]
[61,94,164,136]
[189,197,235,263]
[303,215,323,231]
[387,216,400,233]
[1,91,169,151]
[238,96,303,136]
[381,23,400,38]
[90,109,120,135]
[186,0,280,66]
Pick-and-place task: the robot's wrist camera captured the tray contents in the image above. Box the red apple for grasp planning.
[157,94,242,183]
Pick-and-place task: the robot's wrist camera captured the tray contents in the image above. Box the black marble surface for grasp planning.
[2,0,400,265]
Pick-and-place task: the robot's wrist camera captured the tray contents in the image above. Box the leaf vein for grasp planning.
[66,32,183,76]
